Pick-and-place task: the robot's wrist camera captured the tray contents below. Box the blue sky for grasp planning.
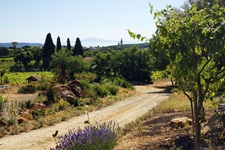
[0,0,185,46]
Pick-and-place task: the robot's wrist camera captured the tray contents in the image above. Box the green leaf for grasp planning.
[149,3,153,14]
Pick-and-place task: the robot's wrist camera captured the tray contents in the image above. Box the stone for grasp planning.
[169,117,192,128]
[52,80,83,104]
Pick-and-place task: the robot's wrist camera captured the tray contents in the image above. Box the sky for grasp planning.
[0,0,186,47]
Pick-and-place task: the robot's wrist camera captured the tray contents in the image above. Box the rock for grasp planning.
[169,117,192,128]
[0,120,7,126]
[18,117,28,124]
[52,80,82,104]
[35,102,46,109]
[26,75,41,83]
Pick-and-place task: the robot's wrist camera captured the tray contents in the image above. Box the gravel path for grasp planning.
[0,84,170,150]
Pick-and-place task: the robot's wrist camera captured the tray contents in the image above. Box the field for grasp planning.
[2,72,54,85]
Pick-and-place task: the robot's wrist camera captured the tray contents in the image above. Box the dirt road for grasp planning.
[0,84,170,150]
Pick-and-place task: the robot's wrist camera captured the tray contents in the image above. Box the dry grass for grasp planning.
[152,93,190,113]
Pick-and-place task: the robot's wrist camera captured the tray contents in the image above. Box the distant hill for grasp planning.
[0,42,43,48]
[81,37,142,47]
[97,43,149,51]
[82,37,119,47]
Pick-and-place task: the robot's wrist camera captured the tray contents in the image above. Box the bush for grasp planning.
[104,83,119,95]
[80,80,92,90]
[50,121,119,150]
[58,99,70,110]
[32,108,45,118]
[113,77,134,90]
[151,70,167,81]
[74,72,96,82]
[25,100,34,109]
[18,84,37,94]
[94,84,109,98]
[45,84,56,105]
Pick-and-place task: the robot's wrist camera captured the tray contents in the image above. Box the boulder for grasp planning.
[53,80,82,104]
[169,117,192,128]
[26,75,41,83]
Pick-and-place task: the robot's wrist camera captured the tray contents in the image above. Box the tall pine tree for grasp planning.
[73,37,83,56]
[43,33,55,70]
[67,38,71,51]
[56,36,62,51]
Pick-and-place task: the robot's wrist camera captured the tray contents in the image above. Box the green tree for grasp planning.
[92,47,153,82]
[50,50,71,83]
[73,37,83,56]
[29,47,43,69]
[14,51,34,68]
[50,50,89,83]
[43,33,55,70]
[56,36,62,51]
[69,56,89,80]
[0,47,9,57]
[149,4,225,149]
[67,38,71,51]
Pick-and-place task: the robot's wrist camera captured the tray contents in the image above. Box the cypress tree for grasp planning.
[56,36,62,51]
[67,38,71,51]
[43,33,55,70]
[73,37,83,56]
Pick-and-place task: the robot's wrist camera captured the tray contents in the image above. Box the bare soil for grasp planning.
[0,85,39,102]
[0,82,170,150]
[114,109,225,150]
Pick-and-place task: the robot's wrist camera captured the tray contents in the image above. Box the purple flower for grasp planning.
[50,121,120,150]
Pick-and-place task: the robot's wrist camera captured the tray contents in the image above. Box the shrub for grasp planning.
[151,70,167,81]
[86,89,98,104]
[74,72,96,82]
[45,84,56,105]
[50,121,119,150]
[113,77,134,90]
[58,99,70,110]
[80,80,92,90]
[25,100,34,109]
[104,83,119,95]
[18,84,36,94]
[94,84,109,98]
[32,108,45,118]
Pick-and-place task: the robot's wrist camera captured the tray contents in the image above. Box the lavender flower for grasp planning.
[50,121,120,150]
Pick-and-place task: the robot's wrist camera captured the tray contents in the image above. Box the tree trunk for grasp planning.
[171,78,175,87]
[190,99,195,134]
[193,90,200,150]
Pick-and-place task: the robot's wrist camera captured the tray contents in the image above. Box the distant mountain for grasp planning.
[82,37,118,47]
[0,42,43,48]
[98,43,149,51]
